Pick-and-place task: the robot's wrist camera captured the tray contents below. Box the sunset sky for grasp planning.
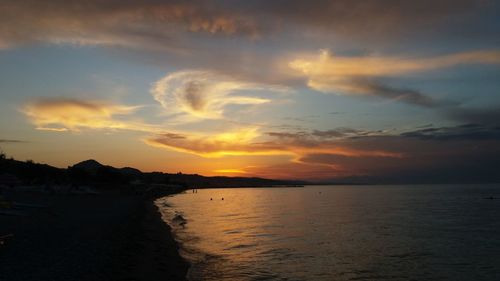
[1,0,500,182]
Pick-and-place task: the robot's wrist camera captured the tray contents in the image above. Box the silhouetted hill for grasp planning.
[72,159,104,172]
[0,155,65,185]
[119,167,142,177]
[0,155,309,189]
[70,160,142,180]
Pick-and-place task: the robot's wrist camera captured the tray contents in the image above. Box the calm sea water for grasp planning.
[156,185,500,281]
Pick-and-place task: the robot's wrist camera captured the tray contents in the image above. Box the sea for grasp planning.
[156,185,500,281]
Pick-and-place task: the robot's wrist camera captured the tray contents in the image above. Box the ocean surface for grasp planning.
[156,185,500,281]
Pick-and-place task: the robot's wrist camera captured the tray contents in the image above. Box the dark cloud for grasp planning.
[0,139,25,143]
[448,107,500,126]
[299,133,500,183]
[183,81,208,112]
[416,123,434,128]
[1,0,498,95]
[358,80,438,107]
[0,0,495,50]
[266,131,308,139]
[401,124,500,141]
[317,154,500,184]
[312,128,361,138]
[267,128,386,141]
[262,122,500,183]
[0,0,258,50]
[158,133,186,140]
[232,0,492,39]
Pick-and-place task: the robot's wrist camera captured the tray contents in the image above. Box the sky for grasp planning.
[1,0,500,183]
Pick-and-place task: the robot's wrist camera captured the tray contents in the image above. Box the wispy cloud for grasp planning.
[401,124,500,141]
[0,139,25,143]
[22,98,152,132]
[289,49,500,107]
[151,70,288,121]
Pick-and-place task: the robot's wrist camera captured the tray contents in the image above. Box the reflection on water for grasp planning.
[156,185,500,281]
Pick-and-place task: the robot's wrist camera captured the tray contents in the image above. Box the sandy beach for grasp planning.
[0,190,188,281]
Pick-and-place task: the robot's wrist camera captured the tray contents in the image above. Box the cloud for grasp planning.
[1,0,497,92]
[398,106,500,141]
[235,124,500,182]
[447,107,500,126]
[289,49,500,107]
[269,128,386,140]
[22,98,151,132]
[21,96,500,182]
[401,124,500,141]
[0,0,259,51]
[240,0,493,39]
[297,145,500,184]
[1,0,493,51]
[0,139,25,143]
[151,70,288,121]
[145,127,403,162]
[311,128,386,139]
[293,128,500,183]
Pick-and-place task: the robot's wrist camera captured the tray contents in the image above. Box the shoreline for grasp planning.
[122,191,190,281]
[0,189,189,281]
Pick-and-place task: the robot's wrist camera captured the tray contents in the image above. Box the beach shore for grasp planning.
[0,190,189,281]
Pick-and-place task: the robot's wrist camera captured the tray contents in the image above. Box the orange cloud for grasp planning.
[290,49,500,79]
[145,127,403,164]
[289,49,500,106]
[22,98,152,132]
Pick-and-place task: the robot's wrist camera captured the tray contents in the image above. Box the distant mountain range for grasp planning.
[72,159,142,176]
[0,156,310,188]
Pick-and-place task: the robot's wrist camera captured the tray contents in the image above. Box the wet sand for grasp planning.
[0,191,189,281]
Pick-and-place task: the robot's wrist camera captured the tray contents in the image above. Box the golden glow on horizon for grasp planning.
[18,86,404,180]
[144,126,404,172]
[214,169,248,174]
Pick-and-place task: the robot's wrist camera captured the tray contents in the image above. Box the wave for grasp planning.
[172,212,187,227]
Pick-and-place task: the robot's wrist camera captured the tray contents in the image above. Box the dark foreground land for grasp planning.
[0,191,189,281]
